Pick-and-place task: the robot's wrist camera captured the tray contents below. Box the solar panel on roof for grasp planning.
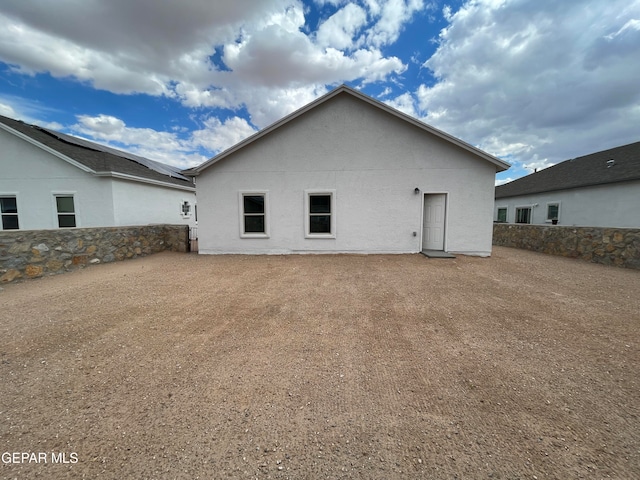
[42,128,191,182]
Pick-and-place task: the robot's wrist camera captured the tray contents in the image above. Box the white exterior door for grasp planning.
[423,194,446,250]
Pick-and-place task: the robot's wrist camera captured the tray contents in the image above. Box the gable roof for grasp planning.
[0,115,195,191]
[495,141,640,199]
[185,85,510,175]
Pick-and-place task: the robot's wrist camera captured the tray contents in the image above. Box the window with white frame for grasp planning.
[546,203,560,222]
[0,196,19,230]
[55,195,76,228]
[181,200,192,218]
[305,190,335,238]
[515,206,531,224]
[496,207,507,223]
[240,191,269,237]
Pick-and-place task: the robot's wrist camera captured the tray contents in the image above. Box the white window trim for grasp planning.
[545,202,561,223]
[53,192,78,228]
[515,205,533,224]
[180,199,192,218]
[239,190,270,238]
[496,206,508,223]
[304,189,336,239]
[0,192,20,230]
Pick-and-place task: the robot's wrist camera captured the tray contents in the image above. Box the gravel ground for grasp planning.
[1,247,639,479]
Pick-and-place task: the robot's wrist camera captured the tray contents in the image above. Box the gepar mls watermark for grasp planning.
[2,451,78,464]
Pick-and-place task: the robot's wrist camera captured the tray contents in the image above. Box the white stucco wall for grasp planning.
[1,128,197,230]
[495,180,640,228]
[197,93,498,255]
[0,128,115,230]
[111,179,196,227]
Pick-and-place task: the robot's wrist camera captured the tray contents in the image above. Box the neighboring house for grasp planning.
[0,115,196,231]
[186,85,510,256]
[495,141,640,228]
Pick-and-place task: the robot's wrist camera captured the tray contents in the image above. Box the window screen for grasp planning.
[309,194,331,234]
[243,195,265,234]
[515,207,531,224]
[56,196,76,228]
[0,197,19,230]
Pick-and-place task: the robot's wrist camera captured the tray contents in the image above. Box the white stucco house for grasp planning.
[495,141,640,228]
[186,85,510,256]
[0,115,196,231]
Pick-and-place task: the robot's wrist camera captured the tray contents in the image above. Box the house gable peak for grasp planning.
[186,85,510,175]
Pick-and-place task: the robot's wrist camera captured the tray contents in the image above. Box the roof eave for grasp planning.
[95,171,196,191]
[495,177,640,198]
[182,168,199,177]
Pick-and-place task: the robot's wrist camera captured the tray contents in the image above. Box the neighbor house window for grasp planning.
[0,196,19,230]
[55,195,76,228]
[305,190,335,238]
[239,191,269,237]
[515,206,531,224]
[496,207,507,223]
[546,203,560,222]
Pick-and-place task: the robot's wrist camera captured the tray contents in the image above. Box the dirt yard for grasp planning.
[1,247,638,479]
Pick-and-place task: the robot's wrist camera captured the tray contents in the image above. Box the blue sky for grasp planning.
[0,0,639,185]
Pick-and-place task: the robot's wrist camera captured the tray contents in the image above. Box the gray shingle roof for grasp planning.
[495,141,640,199]
[0,115,194,189]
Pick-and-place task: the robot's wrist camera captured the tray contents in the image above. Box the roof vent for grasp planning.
[607,159,615,168]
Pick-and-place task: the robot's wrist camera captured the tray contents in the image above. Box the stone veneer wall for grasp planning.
[493,224,640,269]
[0,225,189,283]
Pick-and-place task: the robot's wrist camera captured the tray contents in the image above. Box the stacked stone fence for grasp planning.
[493,224,640,269]
[0,224,189,283]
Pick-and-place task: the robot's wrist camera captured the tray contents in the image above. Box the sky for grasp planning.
[0,0,639,185]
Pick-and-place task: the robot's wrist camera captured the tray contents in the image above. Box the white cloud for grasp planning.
[416,0,640,171]
[70,113,257,169]
[0,1,436,169]
[385,92,417,117]
[604,18,640,40]
[173,83,235,109]
[0,95,63,129]
[0,0,415,130]
[12,0,635,183]
[0,102,17,118]
[442,5,452,22]
[221,4,405,94]
[362,0,382,17]
[239,84,329,127]
[523,159,555,173]
[495,177,513,186]
[73,114,199,166]
[190,116,257,154]
[316,3,368,49]
[314,0,348,6]
[366,0,426,47]
[0,0,281,65]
